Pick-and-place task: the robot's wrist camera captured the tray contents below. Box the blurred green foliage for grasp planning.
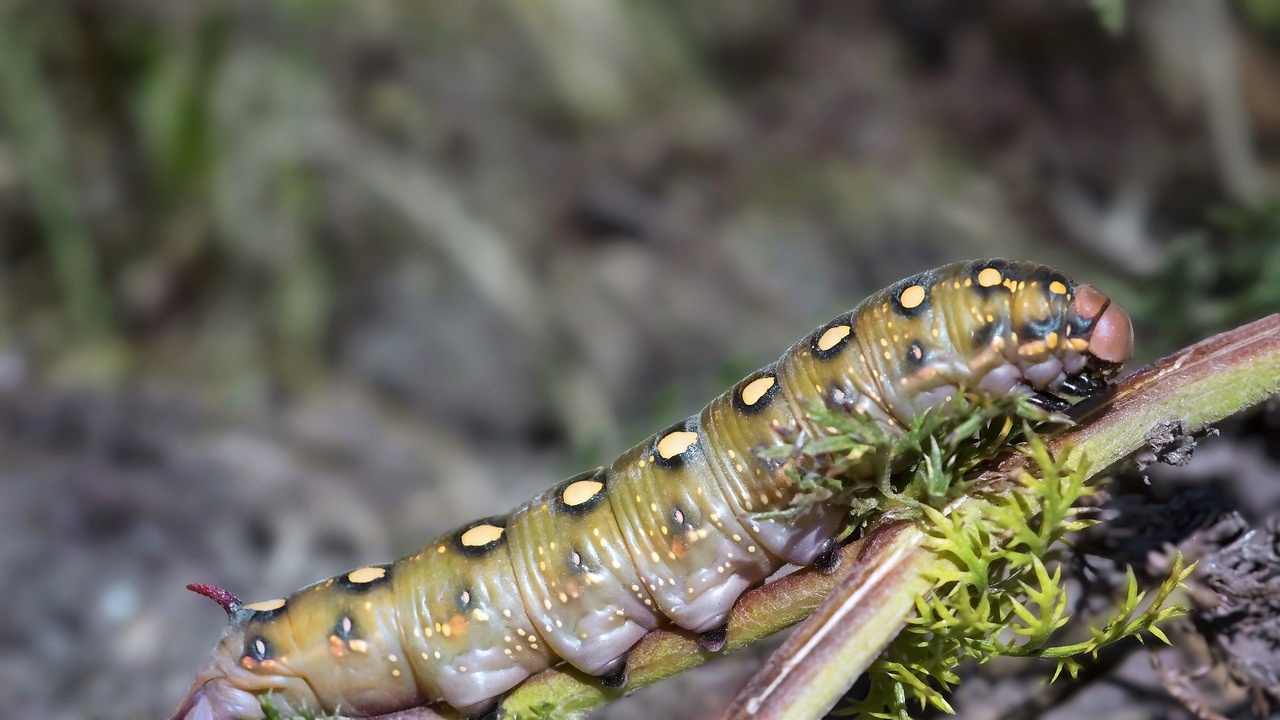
[1140,203,1280,349]
[1089,0,1127,34]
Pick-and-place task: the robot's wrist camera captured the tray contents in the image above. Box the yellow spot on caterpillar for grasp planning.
[349,639,369,654]
[244,598,286,612]
[740,376,776,406]
[1019,340,1047,357]
[1046,331,1060,349]
[650,551,660,563]
[899,284,926,309]
[392,668,400,677]
[460,524,504,547]
[471,609,489,622]
[978,267,1003,287]
[1049,280,1068,295]
[460,666,468,673]
[437,545,446,554]
[543,598,552,610]
[562,479,604,506]
[347,566,387,584]
[421,651,429,661]
[657,430,698,459]
[748,545,757,553]
[388,654,398,662]
[505,648,513,656]
[530,643,539,651]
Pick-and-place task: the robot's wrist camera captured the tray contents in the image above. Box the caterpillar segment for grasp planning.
[171,259,1133,719]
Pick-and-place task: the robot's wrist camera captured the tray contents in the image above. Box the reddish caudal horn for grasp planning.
[187,583,244,618]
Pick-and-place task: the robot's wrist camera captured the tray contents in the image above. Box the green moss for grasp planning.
[833,432,1190,718]
[259,693,323,720]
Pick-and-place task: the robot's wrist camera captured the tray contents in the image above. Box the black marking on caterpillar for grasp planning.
[243,635,272,663]
[554,468,609,516]
[241,598,287,621]
[889,273,932,318]
[732,365,781,414]
[170,259,1133,720]
[652,417,701,469]
[337,563,393,592]
[905,339,928,367]
[453,517,508,557]
[811,314,854,360]
[968,258,1015,296]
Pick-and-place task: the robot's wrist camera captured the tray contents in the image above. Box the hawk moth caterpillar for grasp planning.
[170,259,1133,719]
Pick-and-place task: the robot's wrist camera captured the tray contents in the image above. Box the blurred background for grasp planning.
[2,2,1279,719]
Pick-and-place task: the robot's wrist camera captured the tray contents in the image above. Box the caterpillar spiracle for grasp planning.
[171,259,1133,720]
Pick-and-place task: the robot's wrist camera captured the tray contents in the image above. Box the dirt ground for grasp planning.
[2,3,1279,719]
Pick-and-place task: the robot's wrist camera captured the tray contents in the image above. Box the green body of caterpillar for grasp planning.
[171,259,1133,720]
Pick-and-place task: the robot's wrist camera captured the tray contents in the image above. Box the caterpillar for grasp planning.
[171,259,1133,720]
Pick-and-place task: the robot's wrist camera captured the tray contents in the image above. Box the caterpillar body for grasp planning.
[171,259,1133,720]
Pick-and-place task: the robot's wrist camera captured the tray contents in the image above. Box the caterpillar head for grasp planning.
[170,584,317,720]
[981,263,1133,400]
[1069,282,1133,371]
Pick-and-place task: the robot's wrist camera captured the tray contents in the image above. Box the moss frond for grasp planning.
[826,422,1191,718]
[259,694,324,720]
